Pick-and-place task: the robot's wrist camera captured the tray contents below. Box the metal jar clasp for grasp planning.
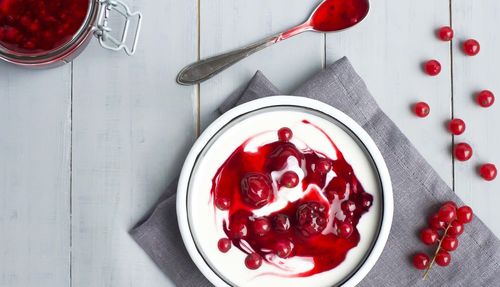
[93,0,143,55]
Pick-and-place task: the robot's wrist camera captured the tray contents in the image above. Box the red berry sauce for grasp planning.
[0,0,89,53]
[211,122,374,277]
[309,0,369,32]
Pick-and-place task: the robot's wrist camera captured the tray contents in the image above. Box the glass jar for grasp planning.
[0,0,142,68]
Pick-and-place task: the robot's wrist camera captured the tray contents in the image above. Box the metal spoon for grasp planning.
[177,0,370,85]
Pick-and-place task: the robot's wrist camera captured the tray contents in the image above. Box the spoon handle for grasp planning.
[176,23,311,86]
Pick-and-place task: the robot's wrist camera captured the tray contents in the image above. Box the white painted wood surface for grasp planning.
[0,0,499,286]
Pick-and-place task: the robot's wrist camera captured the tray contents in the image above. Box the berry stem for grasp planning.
[423,223,451,280]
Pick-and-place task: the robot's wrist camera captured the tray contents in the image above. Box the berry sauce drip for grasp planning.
[0,0,89,53]
[210,121,373,277]
[309,0,369,32]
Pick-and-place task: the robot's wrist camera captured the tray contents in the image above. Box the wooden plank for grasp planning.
[70,0,197,285]
[0,64,71,287]
[325,0,453,186]
[452,0,500,236]
[199,0,325,128]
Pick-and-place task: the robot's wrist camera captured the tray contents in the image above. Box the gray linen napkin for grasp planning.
[131,57,500,286]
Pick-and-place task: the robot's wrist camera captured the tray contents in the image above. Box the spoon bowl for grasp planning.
[177,0,370,85]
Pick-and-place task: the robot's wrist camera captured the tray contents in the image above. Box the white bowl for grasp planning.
[177,96,393,287]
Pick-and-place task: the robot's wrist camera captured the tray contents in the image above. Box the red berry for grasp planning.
[315,158,332,174]
[448,220,464,236]
[438,26,454,41]
[278,127,293,142]
[435,250,451,267]
[245,253,263,270]
[424,60,442,76]
[413,253,430,270]
[448,119,466,135]
[438,204,457,223]
[338,222,354,238]
[429,213,446,230]
[230,222,248,239]
[360,193,373,209]
[420,228,439,245]
[454,143,473,161]
[275,239,294,258]
[273,214,291,232]
[441,235,458,251]
[240,173,273,208]
[280,171,299,188]
[457,206,473,224]
[414,102,430,118]
[297,202,328,237]
[215,197,231,210]
[479,163,497,181]
[442,201,458,209]
[476,90,495,108]
[463,39,480,56]
[341,200,356,214]
[217,238,232,253]
[252,217,271,236]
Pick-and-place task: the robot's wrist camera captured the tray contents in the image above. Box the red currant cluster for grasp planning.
[413,202,473,278]
[414,26,497,182]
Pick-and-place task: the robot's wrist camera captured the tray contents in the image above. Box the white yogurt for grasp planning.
[187,108,382,287]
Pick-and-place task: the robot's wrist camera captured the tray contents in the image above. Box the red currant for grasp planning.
[245,253,263,270]
[420,228,439,245]
[454,143,473,161]
[441,235,458,251]
[442,201,458,209]
[360,193,373,209]
[273,214,291,232]
[435,250,451,267]
[341,200,356,214]
[230,222,248,239]
[240,173,273,208]
[252,217,271,236]
[463,39,480,56]
[278,127,293,142]
[438,204,457,223]
[429,213,446,230]
[424,60,442,76]
[316,159,332,174]
[413,253,430,270]
[280,171,299,188]
[479,163,497,181]
[476,90,495,108]
[338,222,354,239]
[275,239,294,258]
[438,26,454,41]
[448,119,466,135]
[457,206,473,224]
[215,197,231,210]
[297,202,328,237]
[414,102,430,118]
[448,220,464,236]
[217,238,232,253]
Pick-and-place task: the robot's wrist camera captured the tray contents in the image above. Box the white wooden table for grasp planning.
[1,1,498,286]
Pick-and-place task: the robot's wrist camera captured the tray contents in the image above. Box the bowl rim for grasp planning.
[177,95,393,287]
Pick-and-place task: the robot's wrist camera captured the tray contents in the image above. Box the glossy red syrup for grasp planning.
[309,0,369,32]
[211,121,374,277]
[0,0,89,53]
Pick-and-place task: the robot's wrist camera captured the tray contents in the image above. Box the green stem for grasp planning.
[423,222,451,280]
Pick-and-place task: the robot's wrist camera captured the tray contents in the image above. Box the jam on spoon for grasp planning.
[177,0,370,85]
[0,0,89,53]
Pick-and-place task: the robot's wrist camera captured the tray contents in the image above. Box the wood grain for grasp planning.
[0,64,71,287]
[452,0,500,235]
[70,0,197,286]
[325,0,453,186]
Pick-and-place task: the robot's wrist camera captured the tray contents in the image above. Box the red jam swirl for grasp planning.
[310,0,369,32]
[211,121,373,277]
[0,0,89,53]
